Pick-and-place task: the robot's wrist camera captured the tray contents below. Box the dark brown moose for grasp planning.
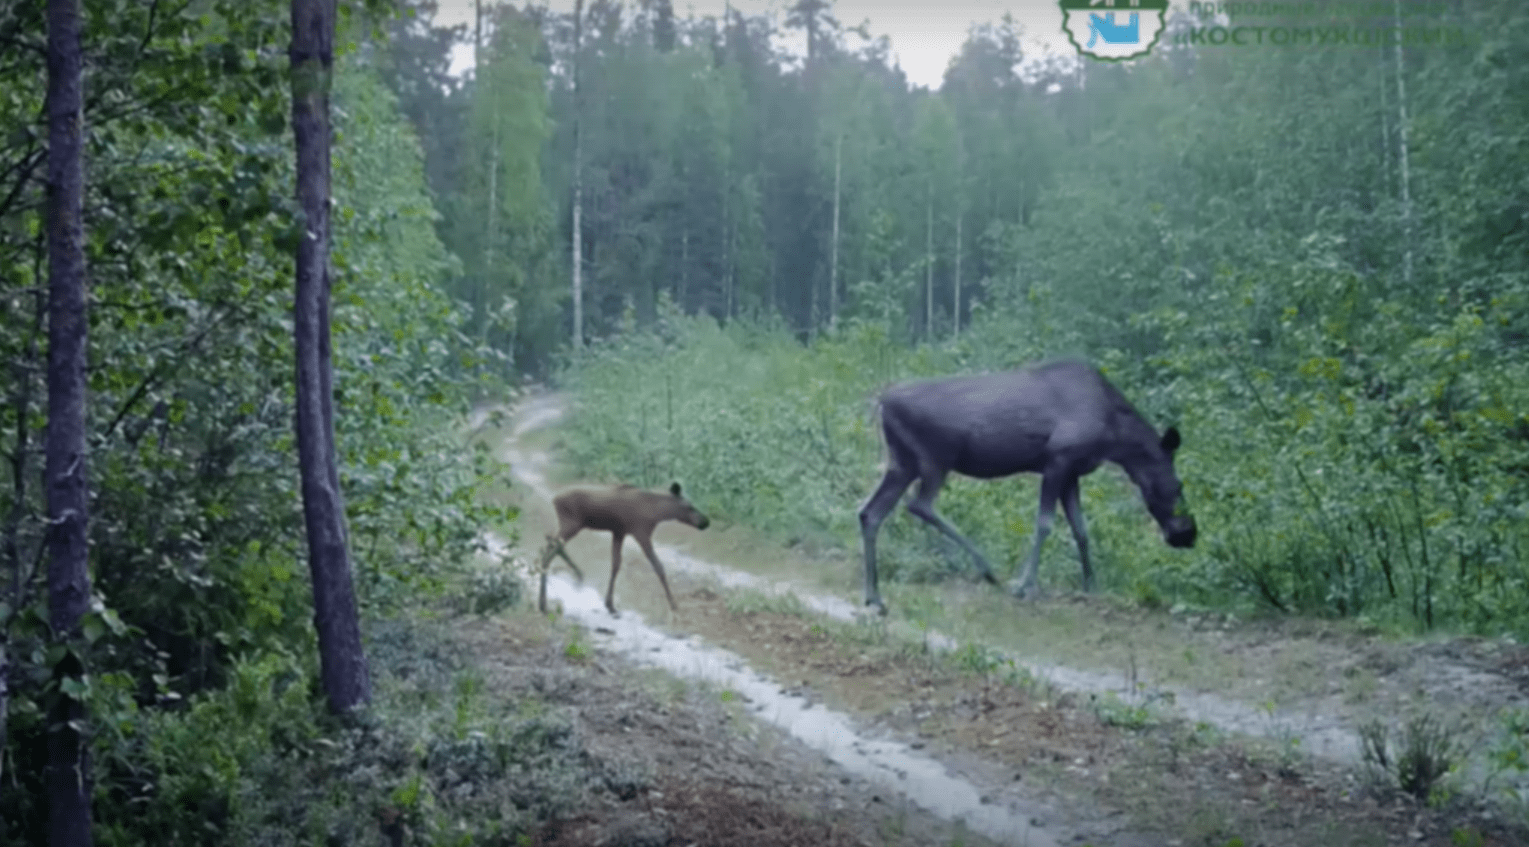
[538,482,711,616]
[857,359,1197,613]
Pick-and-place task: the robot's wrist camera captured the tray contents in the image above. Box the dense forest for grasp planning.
[1,0,1525,842]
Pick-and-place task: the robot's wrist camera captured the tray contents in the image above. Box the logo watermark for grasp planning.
[1174,0,1479,48]
[1060,0,1171,61]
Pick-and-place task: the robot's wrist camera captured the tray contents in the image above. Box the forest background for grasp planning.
[1,0,1525,842]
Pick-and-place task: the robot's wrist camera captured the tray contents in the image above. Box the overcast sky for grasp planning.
[430,0,1077,91]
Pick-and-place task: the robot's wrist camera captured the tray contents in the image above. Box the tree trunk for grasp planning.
[952,204,962,342]
[476,0,491,346]
[290,0,370,715]
[1391,0,1413,286]
[45,0,94,842]
[486,116,499,343]
[828,133,840,332]
[723,176,733,320]
[924,179,933,341]
[1378,48,1390,200]
[570,0,585,349]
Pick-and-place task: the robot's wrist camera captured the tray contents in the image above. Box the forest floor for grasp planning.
[464,391,1529,847]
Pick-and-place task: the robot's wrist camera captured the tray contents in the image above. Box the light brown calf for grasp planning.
[537,482,711,615]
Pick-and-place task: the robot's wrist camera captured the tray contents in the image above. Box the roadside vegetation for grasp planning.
[555,296,1529,640]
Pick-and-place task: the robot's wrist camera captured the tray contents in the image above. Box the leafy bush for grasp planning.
[66,620,604,847]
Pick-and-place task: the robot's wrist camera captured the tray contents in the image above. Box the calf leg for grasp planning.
[1010,473,1066,599]
[1060,478,1092,591]
[634,534,679,613]
[604,531,626,615]
[537,530,585,614]
[544,534,585,581]
[906,470,998,586]
[858,466,915,613]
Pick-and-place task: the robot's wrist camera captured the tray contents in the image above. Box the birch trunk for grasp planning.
[925,179,934,341]
[829,133,840,331]
[1392,0,1413,286]
[952,206,962,342]
[571,0,585,348]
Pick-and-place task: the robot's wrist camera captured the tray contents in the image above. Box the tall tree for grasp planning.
[1391,0,1414,285]
[290,0,370,714]
[44,0,93,842]
[828,132,841,330]
[570,0,586,349]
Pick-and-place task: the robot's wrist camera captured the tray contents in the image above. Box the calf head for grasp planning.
[667,482,711,530]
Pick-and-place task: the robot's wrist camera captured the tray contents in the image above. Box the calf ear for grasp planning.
[670,481,683,496]
[1161,427,1182,454]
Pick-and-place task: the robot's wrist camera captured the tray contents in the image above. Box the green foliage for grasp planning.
[453,560,527,617]
[2,4,520,841]
[76,621,598,847]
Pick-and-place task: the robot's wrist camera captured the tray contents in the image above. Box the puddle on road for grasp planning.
[532,551,1060,847]
[493,396,1365,768]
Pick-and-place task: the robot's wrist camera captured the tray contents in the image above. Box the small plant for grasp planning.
[952,641,1005,678]
[724,588,806,617]
[1450,826,1486,847]
[564,629,591,662]
[1000,661,1043,696]
[1359,714,1458,801]
[1091,691,1155,730]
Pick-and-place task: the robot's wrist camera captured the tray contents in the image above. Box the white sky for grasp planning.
[430,0,1077,91]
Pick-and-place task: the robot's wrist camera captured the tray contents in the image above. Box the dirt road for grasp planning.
[481,392,1529,847]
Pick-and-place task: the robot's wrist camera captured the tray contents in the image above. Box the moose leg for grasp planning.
[1010,473,1065,599]
[906,470,998,586]
[858,466,915,612]
[1059,478,1092,591]
[604,532,626,615]
[634,534,679,613]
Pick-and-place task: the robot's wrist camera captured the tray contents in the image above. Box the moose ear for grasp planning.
[1161,427,1182,454]
[670,481,682,496]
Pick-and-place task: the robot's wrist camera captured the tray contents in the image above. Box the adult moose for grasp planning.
[537,482,711,616]
[857,359,1197,614]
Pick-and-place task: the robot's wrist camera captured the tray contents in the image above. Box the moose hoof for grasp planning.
[1007,580,1039,601]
